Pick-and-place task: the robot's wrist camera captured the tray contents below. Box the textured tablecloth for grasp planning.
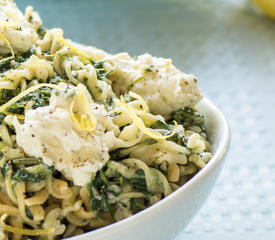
[17,0,275,239]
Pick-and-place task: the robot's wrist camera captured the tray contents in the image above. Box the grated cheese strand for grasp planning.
[54,31,90,63]
[0,83,63,114]
[0,32,14,63]
[129,91,149,114]
[0,214,55,236]
[69,91,97,133]
[115,96,177,140]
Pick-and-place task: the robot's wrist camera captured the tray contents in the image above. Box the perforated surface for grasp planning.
[17,0,275,239]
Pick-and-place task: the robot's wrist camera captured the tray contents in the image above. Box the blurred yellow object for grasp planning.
[252,0,275,19]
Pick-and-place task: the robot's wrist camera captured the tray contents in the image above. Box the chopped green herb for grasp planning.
[109,148,122,161]
[12,157,42,165]
[132,198,146,210]
[49,75,68,85]
[90,60,112,81]
[0,59,12,73]
[42,50,51,55]
[0,47,35,73]
[25,208,34,220]
[145,68,153,73]
[102,96,114,110]
[153,162,167,176]
[20,46,35,60]
[130,169,148,193]
[0,88,21,105]
[127,76,144,91]
[12,164,53,183]
[150,120,188,147]
[150,120,171,131]
[0,113,5,124]
[170,107,205,132]
[4,87,53,115]
[37,27,46,38]
[13,169,46,183]
[1,162,10,179]
[109,112,121,118]
[87,167,123,218]
[6,102,24,115]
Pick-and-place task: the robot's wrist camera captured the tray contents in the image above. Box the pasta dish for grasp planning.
[0,1,212,239]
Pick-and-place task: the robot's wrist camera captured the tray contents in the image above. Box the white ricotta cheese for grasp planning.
[0,0,37,54]
[12,84,119,186]
[105,53,202,118]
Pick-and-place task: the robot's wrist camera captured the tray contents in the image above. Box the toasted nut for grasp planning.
[168,164,180,182]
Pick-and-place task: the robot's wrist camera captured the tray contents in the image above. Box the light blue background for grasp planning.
[17,0,275,239]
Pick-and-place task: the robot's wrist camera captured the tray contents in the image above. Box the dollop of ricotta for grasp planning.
[0,0,37,54]
[105,53,202,118]
[12,84,119,186]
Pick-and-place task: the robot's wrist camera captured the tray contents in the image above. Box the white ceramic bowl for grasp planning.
[71,97,231,240]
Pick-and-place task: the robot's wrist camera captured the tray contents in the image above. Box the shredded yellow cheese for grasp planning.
[115,96,177,140]
[129,91,149,114]
[0,214,55,236]
[69,90,97,133]
[54,31,90,64]
[0,32,14,63]
[0,83,63,114]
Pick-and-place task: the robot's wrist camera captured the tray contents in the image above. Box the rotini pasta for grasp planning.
[0,1,212,239]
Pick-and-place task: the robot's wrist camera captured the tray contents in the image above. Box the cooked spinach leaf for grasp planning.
[49,75,68,85]
[0,47,35,73]
[87,168,122,217]
[129,169,147,193]
[0,113,5,124]
[25,208,34,220]
[170,107,205,132]
[4,87,53,115]
[1,162,11,179]
[132,198,146,210]
[37,27,46,38]
[12,157,42,165]
[13,169,46,182]
[13,164,53,183]
[0,88,21,105]
[150,120,188,147]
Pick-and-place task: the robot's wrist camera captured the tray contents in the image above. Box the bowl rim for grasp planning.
[70,97,231,239]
